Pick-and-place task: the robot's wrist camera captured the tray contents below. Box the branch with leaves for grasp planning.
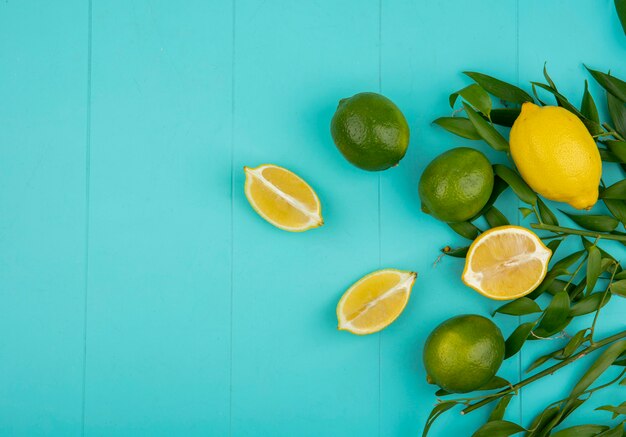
[426,66,626,436]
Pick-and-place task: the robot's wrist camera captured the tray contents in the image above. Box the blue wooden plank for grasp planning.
[0,1,89,435]
[83,1,232,435]
[379,1,522,434]
[518,0,626,429]
[231,1,381,435]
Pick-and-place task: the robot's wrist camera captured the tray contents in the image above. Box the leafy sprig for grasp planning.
[426,66,626,436]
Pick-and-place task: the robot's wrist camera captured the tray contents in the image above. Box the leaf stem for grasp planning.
[461,329,626,415]
[531,223,626,242]
[589,262,619,343]
[602,122,626,141]
[532,205,543,224]
[563,254,588,294]
[540,234,566,241]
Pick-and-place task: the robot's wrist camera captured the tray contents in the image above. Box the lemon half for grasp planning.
[462,226,552,300]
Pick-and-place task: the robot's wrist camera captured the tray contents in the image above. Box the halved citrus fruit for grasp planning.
[244,164,323,232]
[337,269,417,335]
[462,225,552,300]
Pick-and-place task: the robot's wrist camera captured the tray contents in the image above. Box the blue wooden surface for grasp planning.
[0,1,624,436]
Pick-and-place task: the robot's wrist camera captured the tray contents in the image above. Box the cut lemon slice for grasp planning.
[337,269,417,335]
[462,225,552,300]
[244,164,323,232]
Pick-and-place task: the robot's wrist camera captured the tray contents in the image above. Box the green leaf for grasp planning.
[600,257,617,273]
[586,66,626,102]
[543,64,557,90]
[560,210,619,232]
[494,297,542,316]
[586,246,601,293]
[599,148,620,162]
[552,250,585,273]
[546,238,563,256]
[472,420,525,437]
[490,108,520,127]
[474,174,509,220]
[559,398,585,424]
[604,198,626,225]
[504,322,535,359]
[464,71,533,104]
[448,221,480,240]
[519,207,534,218]
[608,92,626,139]
[534,291,570,336]
[569,280,587,301]
[614,270,626,280]
[463,103,509,151]
[526,351,559,372]
[617,0,626,35]
[451,84,492,117]
[610,279,626,297]
[531,83,548,106]
[433,117,481,140]
[477,376,510,391]
[601,179,626,199]
[526,406,560,437]
[596,401,626,419]
[595,422,625,437]
[434,388,451,397]
[570,292,612,316]
[561,328,588,358]
[422,401,457,437]
[546,278,572,295]
[569,340,626,398]
[552,425,609,437]
[488,394,513,422]
[580,80,600,124]
[441,246,469,258]
[494,164,537,205]
[537,198,558,226]
[604,140,626,162]
[484,206,509,228]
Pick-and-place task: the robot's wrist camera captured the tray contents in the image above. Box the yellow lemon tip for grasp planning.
[521,101,539,113]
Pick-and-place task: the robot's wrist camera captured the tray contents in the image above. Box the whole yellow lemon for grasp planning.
[509,103,601,210]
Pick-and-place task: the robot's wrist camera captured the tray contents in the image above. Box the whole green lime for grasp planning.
[423,315,505,394]
[419,147,493,223]
[330,92,410,171]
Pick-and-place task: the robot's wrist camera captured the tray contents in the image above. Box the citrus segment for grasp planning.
[462,225,551,300]
[244,164,323,232]
[337,269,417,335]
